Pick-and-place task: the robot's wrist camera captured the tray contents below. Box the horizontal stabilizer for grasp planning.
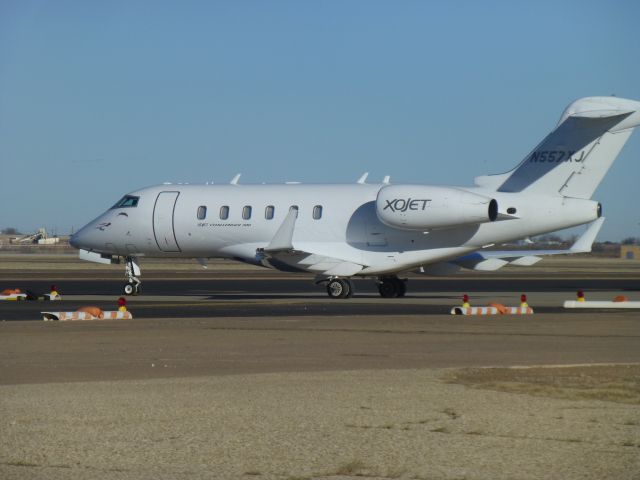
[508,255,542,266]
[451,217,605,271]
[455,257,509,271]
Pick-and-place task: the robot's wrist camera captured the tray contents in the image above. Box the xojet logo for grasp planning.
[383,198,432,212]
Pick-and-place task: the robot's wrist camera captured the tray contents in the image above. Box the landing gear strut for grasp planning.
[378,276,406,298]
[326,278,354,299]
[124,256,142,295]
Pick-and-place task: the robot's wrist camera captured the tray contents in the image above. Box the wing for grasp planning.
[257,206,365,276]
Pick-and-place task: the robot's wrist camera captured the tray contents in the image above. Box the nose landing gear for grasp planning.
[124,256,142,295]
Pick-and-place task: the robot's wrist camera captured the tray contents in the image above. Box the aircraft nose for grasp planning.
[69,224,97,250]
[69,230,83,249]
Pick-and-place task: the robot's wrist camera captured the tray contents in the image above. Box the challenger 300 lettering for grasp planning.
[70,97,640,298]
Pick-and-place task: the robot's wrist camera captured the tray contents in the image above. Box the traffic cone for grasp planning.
[117,296,127,312]
[462,294,470,308]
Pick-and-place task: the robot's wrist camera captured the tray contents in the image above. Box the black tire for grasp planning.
[327,279,350,299]
[345,279,354,298]
[378,278,398,298]
[394,278,407,298]
[124,283,135,295]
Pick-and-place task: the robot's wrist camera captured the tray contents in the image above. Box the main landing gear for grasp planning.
[326,278,354,299]
[377,276,406,298]
[124,256,142,295]
[322,276,407,299]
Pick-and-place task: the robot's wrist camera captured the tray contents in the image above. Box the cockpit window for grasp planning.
[111,195,140,209]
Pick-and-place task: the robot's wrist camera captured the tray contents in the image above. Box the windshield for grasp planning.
[111,195,139,209]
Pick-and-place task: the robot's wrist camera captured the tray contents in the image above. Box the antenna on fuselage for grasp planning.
[230,173,241,185]
[356,172,369,184]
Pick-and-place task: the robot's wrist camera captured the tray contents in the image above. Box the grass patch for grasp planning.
[5,460,39,467]
[385,466,407,478]
[431,426,450,433]
[345,423,393,430]
[334,459,367,476]
[444,364,640,405]
[442,408,460,419]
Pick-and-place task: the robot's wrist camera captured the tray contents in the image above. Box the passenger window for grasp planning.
[242,206,252,220]
[220,206,229,220]
[313,205,323,220]
[290,205,298,212]
[197,206,207,220]
[111,195,139,209]
[265,205,275,220]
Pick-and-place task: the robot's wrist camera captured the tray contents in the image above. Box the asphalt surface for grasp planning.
[3,276,640,296]
[1,276,639,321]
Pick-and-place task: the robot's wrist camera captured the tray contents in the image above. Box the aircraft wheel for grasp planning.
[395,278,407,298]
[124,282,136,295]
[345,279,354,298]
[327,279,350,299]
[378,277,399,298]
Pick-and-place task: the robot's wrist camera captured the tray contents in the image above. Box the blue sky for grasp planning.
[1,0,639,240]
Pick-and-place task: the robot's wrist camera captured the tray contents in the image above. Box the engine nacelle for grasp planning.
[376,185,498,230]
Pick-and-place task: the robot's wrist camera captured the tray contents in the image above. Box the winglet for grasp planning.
[264,207,298,252]
[357,172,369,184]
[230,173,241,185]
[569,217,605,253]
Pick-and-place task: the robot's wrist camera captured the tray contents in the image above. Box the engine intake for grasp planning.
[376,185,498,230]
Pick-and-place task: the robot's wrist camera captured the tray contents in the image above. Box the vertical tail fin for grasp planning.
[476,97,640,199]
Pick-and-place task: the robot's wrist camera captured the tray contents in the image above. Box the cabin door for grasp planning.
[153,191,181,252]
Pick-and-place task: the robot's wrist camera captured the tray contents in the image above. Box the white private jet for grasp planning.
[70,96,640,298]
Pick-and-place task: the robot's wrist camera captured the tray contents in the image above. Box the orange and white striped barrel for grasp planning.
[450,306,498,315]
[504,306,534,314]
[42,311,133,321]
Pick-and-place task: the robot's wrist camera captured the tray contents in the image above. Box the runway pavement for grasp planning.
[1,275,639,321]
[1,274,639,384]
